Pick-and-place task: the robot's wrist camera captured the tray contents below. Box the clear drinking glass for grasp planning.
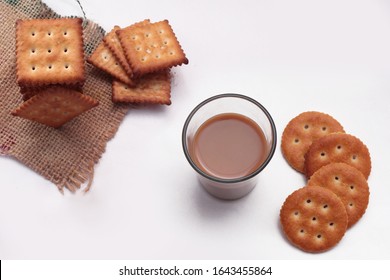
[182,93,277,200]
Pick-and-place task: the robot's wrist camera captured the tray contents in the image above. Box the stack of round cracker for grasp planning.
[279,111,371,253]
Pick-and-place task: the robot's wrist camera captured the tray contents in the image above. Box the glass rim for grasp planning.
[182,93,277,184]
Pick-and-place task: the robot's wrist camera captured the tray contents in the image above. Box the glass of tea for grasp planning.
[182,93,277,200]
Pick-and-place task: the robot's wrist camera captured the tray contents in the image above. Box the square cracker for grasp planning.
[117,20,188,76]
[103,25,134,77]
[11,87,99,128]
[19,84,83,101]
[112,71,171,105]
[15,18,85,87]
[87,40,135,86]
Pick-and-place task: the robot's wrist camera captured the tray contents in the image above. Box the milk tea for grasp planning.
[189,113,268,179]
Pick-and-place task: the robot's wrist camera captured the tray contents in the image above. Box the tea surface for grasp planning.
[190,113,268,179]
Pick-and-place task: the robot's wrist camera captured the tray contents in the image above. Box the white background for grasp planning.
[1,0,390,260]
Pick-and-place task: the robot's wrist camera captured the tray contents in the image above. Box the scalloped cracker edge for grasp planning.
[12,87,99,128]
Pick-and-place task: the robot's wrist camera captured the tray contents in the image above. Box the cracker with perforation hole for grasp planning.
[11,87,98,128]
[117,19,188,76]
[280,186,348,253]
[281,111,345,173]
[15,18,85,87]
[87,40,135,86]
[304,133,371,179]
[307,163,369,228]
[103,25,134,77]
[112,71,171,105]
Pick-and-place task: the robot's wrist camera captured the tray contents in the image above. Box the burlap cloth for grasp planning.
[0,0,131,192]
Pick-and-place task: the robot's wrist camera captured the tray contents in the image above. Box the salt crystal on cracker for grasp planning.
[117,20,188,76]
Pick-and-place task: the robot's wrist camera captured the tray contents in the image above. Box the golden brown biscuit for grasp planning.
[280,186,348,253]
[112,71,171,105]
[307,163,369,228]
[304,133,371,179]
[19,84,83,101]
[15,18,85,87]
[12,87,98,128]
[281,111,344,173]
[103,25,134,77]
[117,20,188,76]
[87,40,135,86]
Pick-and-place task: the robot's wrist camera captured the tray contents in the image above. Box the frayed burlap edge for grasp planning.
[58,108,128,193]
[0,0,131,193]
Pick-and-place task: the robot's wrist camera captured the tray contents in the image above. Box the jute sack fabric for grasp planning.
[0,0,130,192]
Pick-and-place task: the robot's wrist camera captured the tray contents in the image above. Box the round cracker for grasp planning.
[280,186,348,253]
[304,133,371,179]
[307,163,369,228]
[281,111,344,173]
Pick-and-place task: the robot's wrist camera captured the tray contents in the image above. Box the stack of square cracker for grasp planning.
[12,18,99,128]
[87,19,188,105]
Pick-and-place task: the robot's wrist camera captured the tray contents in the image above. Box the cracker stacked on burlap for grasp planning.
[279,111,372,253]
[88,19,188,105]
[13,18,98,128]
